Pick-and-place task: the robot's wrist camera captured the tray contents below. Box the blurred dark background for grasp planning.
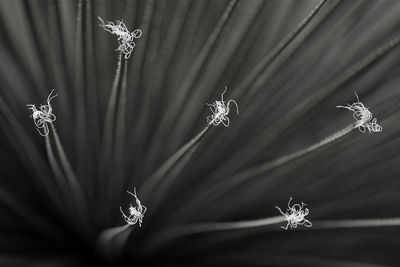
[1,0,400,266]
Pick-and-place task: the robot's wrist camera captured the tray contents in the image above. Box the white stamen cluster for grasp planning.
[98,17,142,59]
[120,188,147,227]
[27,90,58,136]
[275,197,312,230]
[207,86,239,127]
[337,92,382,133]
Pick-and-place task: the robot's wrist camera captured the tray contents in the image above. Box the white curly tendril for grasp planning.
[98,17,142,59]
[120,188,147,227]
[27,90,58,136]
[275,197,312,230]
[336,92,382,133]
[206,86,239,127]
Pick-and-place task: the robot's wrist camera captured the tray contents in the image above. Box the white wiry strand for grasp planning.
[275,197,312,230]
[27,90,58,136]
[98,17,142,59]
[120,188,147,227]
[207,86,239,127]
[337,92,382,133]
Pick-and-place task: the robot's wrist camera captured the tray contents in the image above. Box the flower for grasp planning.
[27,90,58,136]
[98,17,142,59]
[120,188,147,227]
[337,92,382,133]
[206,86,239,127]
[275,197,312,230]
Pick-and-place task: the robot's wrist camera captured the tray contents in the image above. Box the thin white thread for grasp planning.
[337,92,382,133]
[207,86,239,127]
[98,17,142,59]
[275,197,312,230]
[27,90,58,136]
[120,188,147,227]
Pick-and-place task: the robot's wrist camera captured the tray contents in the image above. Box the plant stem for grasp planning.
[96,224,131,261]
[313,218,400,229]
[144,215,285,253]
[140,124,211,200]
[50,123,87,232]
[178,123,357,219]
